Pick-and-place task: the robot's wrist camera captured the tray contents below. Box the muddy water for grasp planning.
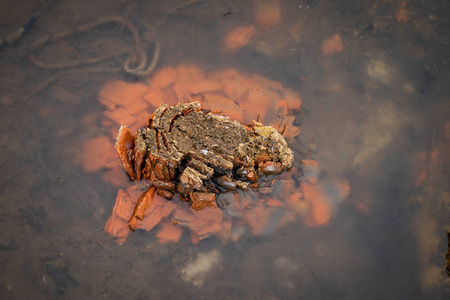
[0,0,449,299]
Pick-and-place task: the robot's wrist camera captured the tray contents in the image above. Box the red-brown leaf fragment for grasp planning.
[128,186,156,230]
[115,125,136,180]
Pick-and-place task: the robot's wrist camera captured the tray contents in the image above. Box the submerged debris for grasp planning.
[180,249,221,287]
[44,255,79,294]
[97,64,350,244]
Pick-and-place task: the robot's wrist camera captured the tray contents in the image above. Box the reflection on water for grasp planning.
[0,0,449,298]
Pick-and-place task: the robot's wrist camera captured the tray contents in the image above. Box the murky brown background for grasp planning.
[1,0,449,299]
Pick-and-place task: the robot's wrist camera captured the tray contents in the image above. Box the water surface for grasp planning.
[0,0,449,299]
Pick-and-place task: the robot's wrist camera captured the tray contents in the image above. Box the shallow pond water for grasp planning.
[0,0,449,299]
